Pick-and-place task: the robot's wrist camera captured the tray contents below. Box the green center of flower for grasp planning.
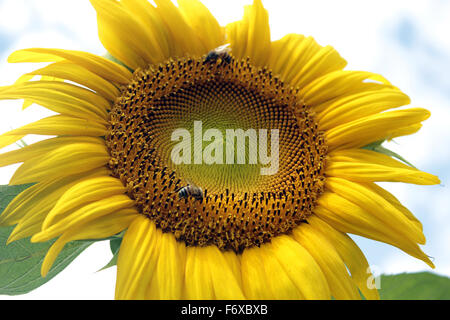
[106,55,327,252]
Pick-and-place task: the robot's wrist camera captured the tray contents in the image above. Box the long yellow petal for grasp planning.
[184,246,215,299]
[41,208,138,277]
[241,247,276,300]
[120,0,171,59]
[223,250,243,289]
[226,0,271,67]
[8,48,132,84]
[307,216,380,300]
[292,224,361,299]
[4,169,110,242]
[43,176,126,229]
[0,168,109,227]
[91,0,167,69]
[301,71,390,107]
[146,232,184,299]
[315,193,434,267]
[0,135,25,150]
[269,34,321,85]
[269,235,331,299]
[292,46,348,91]
[0,82,109,122]
[28,61,120,101]
[185,246,244,300]
[326,149,440,185]
[116,216,161,300]
[0,115,108,139]
[241,244,304,300]
[14,74,35,108]
[326,108,431,150]
[153,0,206,57]
[0,183,43,226]
[10,141,110,185]
[0,136,104,168]
[316,89,411,131]
[32,194,135,243]
[178,0,225,51]
[364,182,423,230]
[325,177,425,244]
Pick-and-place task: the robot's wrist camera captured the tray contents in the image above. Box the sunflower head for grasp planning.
[0,0,440,300]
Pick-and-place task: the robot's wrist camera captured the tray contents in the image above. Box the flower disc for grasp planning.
[107,55,327,251]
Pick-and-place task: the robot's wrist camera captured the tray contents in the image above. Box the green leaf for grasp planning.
[0,184,94,295]
[363,140,417,168]
[379,272,450,300]
[110,237,122,254]
[98,238,122,271]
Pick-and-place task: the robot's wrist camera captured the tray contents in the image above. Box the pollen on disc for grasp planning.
[106,56,327,252]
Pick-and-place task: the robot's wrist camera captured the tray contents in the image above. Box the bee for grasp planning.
[177,181,204,201]
[204,44,232,65]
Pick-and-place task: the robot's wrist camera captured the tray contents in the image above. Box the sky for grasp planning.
[0,0,449,299]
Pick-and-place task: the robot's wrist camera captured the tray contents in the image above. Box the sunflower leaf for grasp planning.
[362,140,417,168]
[0,184,94,296]
[379,272,450,300]
[98,238,122,272]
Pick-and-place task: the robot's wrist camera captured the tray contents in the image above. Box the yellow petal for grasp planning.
[269,235,331,299]
[0,135,25,150]
[223,250,243,289]
[325,177,425,244]
[41,208,137,277]
[116,216,161,300]
[0,168,109,227]
[241,244,303,300]
[28,61,120,101]
[0,81,109,122]
[315,193,434,268]
[8,48,132,84]
[325,108,431,150]
[10,141,110,185]
[364,182,423,230]
[292,46,348,91]
[307,216,380,300]
[146,232,184,299]
[43,176,126,229]
[205,246,245,299]
[153,0,206,57]
[301,71,391,108]
[14,74,35,108]
[121,0,171,58]
[184,246,214,299]
[316,89,411,131]
[226,0,271,67]
[0,136,104,168]
[292,224,360,299]
[0,115,107,138]
[32,194,134,243]
[178,0,224,51]
[4,169,110,242]
[90,0,167,69]
[326,149,440,185]
[269,34,320,85]
[185,246,245,300]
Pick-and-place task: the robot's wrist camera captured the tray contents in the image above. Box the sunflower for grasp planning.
[0,0,440,300]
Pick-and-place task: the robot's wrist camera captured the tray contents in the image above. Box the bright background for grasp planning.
[0,0,449,300]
